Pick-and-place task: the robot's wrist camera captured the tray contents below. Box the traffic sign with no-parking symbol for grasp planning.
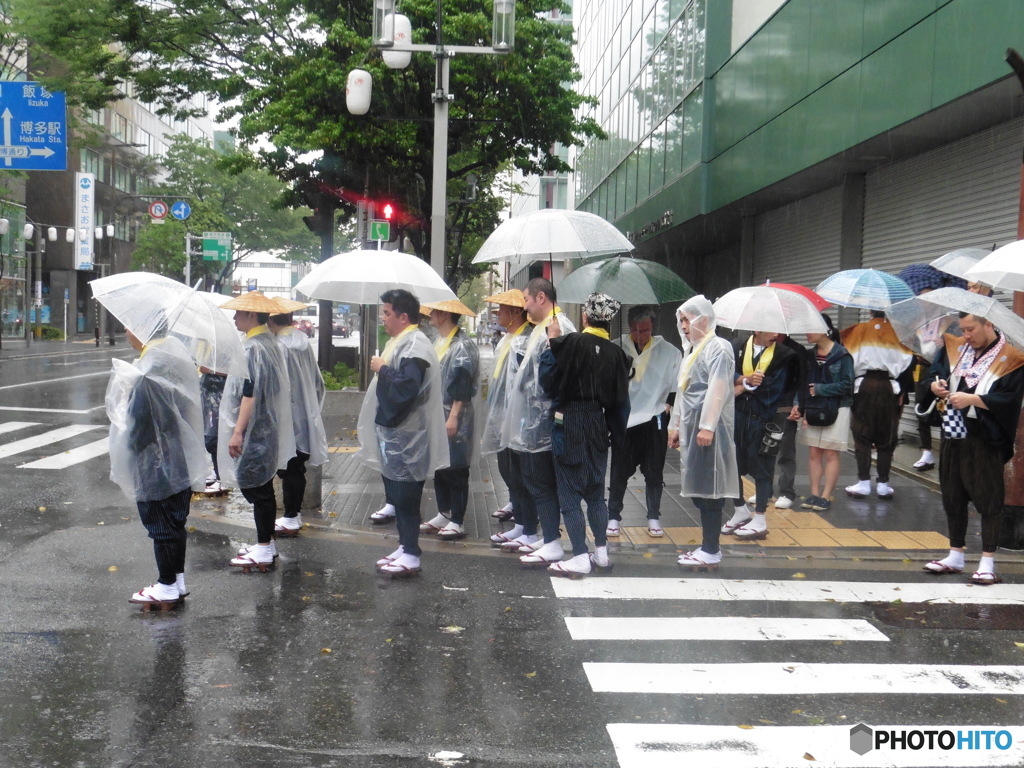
[149,200,168,220]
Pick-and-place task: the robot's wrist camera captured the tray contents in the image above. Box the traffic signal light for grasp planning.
[383,203,394,221]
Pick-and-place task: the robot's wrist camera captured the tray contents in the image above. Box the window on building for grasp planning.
[81,149,104,179]
[114,163,131,193]
[111,113,130,142]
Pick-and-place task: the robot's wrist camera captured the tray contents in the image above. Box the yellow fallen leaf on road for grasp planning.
[792,572,806,579]
[321,648,332,654]
[804,753,816,761]
[642,552,653,559]
[1014,642,1024,648]
[38,506,46,512]
[738,724,754,730]
[525,671,536,678]
[107,566,119,572]
[441,625,465,635]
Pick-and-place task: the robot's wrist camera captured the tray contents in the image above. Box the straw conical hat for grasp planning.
[422,298,476,316]
[221,291,283,313]
[483,288,526,308]
[270,296,309,313]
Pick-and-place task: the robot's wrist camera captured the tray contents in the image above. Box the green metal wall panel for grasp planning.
[932,0,1022,105]
[861,0,938,57]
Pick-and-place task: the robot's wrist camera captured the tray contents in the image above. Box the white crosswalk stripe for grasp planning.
[554,576,1024,767]
[0,421,108,468]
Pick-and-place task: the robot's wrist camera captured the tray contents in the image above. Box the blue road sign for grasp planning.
[171,201,191,221]
[0,81,67,171]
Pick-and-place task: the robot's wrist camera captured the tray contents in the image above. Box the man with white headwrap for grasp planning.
[108,327,208,607]
[668,295,738,571]
[608,305,682,538]
[539,293,630,576]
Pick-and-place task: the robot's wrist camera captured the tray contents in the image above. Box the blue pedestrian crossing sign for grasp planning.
[171,201,191,221]
[0,81,67,171]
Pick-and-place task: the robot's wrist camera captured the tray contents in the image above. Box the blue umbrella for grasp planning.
[814,269,914,310]
[896,263,966,294]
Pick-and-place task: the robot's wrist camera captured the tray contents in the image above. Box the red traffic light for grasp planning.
[383,203,394,221]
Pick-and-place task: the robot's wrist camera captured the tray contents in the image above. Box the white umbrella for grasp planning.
[294,249,457,305]
[887,286,1024,352]
[713,286,828,335]
[965,240,1024,291]
[472,209,633,267]
[930,247,991,283]
[91,272,247,377]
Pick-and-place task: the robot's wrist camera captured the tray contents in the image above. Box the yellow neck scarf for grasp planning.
[381,324,417,364]
[678,332,713,393]
[246,324,268,339]
[525,308,560,356]
[493,321,528,382]
[583,326,609,340]
[742,335,775,377]
[434,326,459,361]
[628,337,655,382]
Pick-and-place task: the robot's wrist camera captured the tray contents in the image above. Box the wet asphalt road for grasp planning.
[2,344,1024,767]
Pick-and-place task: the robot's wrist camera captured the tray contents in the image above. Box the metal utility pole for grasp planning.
[314,197,336,369]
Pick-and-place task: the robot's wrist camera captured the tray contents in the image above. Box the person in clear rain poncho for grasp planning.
[481,290,534,545]
[667,295,738,572]
[267,299,329,536]
[419,301,480,541]
[356,288,448,577]
[218,292,295,572]
[107,328,207,606]
[500,277,577,563]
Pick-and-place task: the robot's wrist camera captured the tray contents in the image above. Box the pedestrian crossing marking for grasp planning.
[584,662,1024,695]
[0,424,104,461]
[0,421,39,435]
[606,724,1024,768]
[551,577,1024,605]
[564,616,888,642]
[18,437,110,469]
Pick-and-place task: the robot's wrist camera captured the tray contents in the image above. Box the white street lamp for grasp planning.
[65,228,75,243]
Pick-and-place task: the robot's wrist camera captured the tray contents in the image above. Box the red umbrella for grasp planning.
[763,281,831,311]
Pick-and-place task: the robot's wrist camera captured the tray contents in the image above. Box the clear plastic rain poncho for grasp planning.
[218,328,295,489]
[106,336,208,502]
[436,327,480,469]
[277,327,329,468]
[668,295,738,499]
[503,311,577,453]
[614,334,683,428]
[200,372,227,446]
[480,322,531,455]
[355,327,449,482]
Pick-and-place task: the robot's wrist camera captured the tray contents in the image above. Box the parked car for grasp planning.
[332,316,350,338]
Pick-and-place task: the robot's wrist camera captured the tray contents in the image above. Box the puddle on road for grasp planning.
[873,602,1024,630]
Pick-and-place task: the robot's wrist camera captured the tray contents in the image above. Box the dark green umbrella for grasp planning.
[557,256,696,305]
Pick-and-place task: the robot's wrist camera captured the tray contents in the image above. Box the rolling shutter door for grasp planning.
[752,186,844,289]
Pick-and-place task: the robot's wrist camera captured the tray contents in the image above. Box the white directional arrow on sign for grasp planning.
[0,108,57,166]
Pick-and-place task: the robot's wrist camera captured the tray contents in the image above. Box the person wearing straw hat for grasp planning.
[419,298,480,540]
[480,289,534,544]
[267,297,329,536]
[539,292,630,577]
[607,305,682,539]
[667,295,738,572]
[219,291,296,572]
[502,277,576,564]
[108,325,208,608]
[357,288,449,577]
[919,313,1024,585]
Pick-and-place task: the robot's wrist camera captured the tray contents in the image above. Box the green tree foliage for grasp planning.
[17,0,600,292]
[130,135,318,290]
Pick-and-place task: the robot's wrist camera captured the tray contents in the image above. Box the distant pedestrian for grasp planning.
[797,315,853,512]
[539,293,630,576]
[199,368,227,492]
[921,313,1024,584]
[356,288,448,577]
[107,327,207,607]
[608,305,681,538]
[841,313,915,501]
[770,334,807,509]
[268,299,329,536]
[667,296,738,572]
[219,292,296,572]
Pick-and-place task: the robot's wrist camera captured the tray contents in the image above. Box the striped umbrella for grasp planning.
[814,269,914,310]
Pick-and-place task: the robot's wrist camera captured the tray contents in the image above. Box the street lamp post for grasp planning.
[359,0,514,278]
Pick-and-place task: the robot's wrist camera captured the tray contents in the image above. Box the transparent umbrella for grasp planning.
[887,287,1024,352]
[472,209,633,268]
[814,269,913,310]
[90,272,247,377]
[930,247,992,283]
[965,240,1024,292]
[713,286,828,335]
[294,249,457,305]
[556,256,695,304]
